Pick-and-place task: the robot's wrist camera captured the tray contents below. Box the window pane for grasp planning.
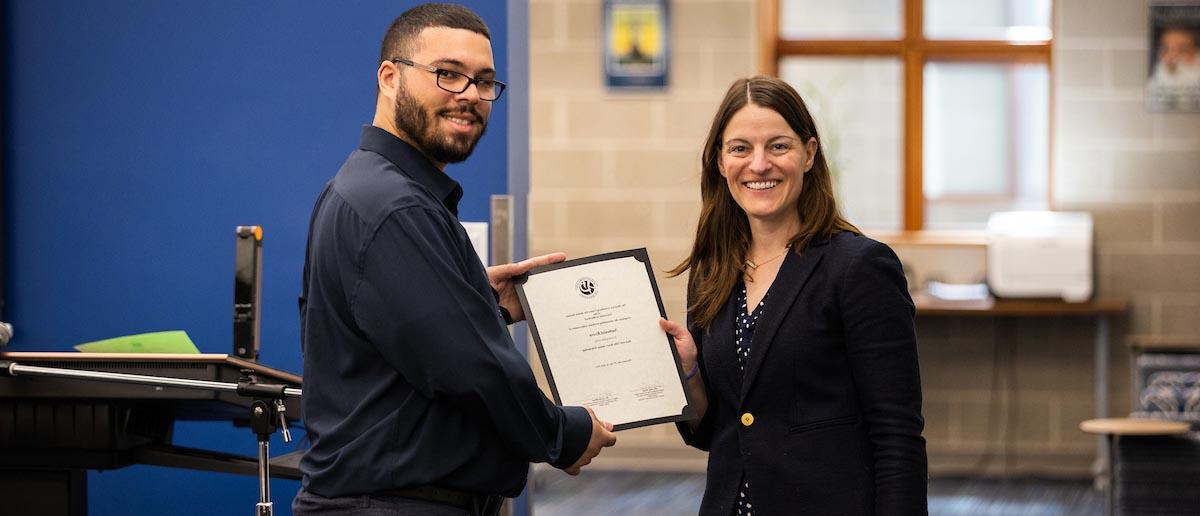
[923,62,1049,229]
[779,57,903,230]
[780,0,902,40]
[925,0,1051,41]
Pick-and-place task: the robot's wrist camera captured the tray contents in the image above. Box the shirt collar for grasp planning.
[359,125,464,215]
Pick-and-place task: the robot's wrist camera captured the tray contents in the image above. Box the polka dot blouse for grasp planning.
[734,284,765,516]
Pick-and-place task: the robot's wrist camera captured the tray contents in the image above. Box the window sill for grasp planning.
[864,229,988,247]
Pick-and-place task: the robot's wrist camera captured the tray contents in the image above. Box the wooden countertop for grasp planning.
[915,293,1128,317]
[1126,334,1200,351]
[1079,417,1191,436]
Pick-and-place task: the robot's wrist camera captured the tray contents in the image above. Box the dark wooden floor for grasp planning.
[532,470,1103,516]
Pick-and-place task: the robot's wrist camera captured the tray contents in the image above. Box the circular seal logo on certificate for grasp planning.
[576,277,597,298]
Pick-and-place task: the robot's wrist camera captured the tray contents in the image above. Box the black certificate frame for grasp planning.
[514,248,694,431]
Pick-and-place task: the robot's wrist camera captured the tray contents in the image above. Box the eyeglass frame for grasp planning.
[390,58,507,101]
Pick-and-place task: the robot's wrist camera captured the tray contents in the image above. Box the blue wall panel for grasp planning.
[3,1,508,514]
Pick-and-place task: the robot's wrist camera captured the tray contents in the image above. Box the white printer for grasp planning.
[986,211,1093,302]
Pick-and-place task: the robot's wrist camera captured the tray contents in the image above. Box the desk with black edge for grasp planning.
[0,352,303,515]
[914,296,1129,475]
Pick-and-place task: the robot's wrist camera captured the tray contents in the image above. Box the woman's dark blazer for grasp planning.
[678,232,927,516]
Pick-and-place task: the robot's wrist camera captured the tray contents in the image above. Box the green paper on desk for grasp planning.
[74,330,200,354]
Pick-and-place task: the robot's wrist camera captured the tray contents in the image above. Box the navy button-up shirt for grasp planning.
[298,126,591,498]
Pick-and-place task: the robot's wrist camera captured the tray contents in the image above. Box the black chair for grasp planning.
[1115,346,1200,515]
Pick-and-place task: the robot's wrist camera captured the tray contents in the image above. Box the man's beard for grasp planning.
[393,86,487,164]
[1153,60,1200,88]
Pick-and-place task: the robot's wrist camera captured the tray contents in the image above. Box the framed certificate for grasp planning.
[515,248,693,431]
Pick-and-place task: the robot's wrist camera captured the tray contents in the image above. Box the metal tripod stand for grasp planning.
[237,370,295,516]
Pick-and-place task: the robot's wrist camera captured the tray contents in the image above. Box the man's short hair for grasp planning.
[379,3,491,63]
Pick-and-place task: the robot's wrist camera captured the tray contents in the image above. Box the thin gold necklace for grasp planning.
[745,247,790,271]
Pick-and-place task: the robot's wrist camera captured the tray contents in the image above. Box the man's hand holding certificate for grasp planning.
[515,249,694,430]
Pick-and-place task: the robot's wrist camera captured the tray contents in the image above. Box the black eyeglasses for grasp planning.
[391,58,507,101]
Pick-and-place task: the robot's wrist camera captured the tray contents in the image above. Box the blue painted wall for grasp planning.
[3,1,509,514]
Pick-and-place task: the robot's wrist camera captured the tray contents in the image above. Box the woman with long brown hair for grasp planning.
[660,76,927,515]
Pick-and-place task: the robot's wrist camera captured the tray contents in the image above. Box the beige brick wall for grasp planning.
[1052,0,1200,469]
[526,0,1200,474]
[528,0,756,469]
[1055,0,1200,341]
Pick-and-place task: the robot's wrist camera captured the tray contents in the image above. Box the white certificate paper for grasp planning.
[516,249,693,430]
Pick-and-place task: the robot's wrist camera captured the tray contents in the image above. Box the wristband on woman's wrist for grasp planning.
[685,363,700,380]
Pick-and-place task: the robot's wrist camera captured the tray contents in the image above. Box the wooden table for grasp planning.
[915,295,1129,474]
[1079,417,1191,516]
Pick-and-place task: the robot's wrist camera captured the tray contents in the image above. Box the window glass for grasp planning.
[923,61,1049,229]
[925,0,1051,41]
[780,0,903,40]
[779,57,903,230]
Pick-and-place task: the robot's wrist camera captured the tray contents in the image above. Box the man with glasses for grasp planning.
[295,4,616,515]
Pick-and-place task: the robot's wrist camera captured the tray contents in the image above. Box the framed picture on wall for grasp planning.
[1147,1,1200,112]
[603,0,669,90]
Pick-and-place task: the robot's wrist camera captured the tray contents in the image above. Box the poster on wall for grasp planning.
[604,0,669,90]
[1147,1,1200,112]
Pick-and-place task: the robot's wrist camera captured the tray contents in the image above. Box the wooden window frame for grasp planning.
[760,0,1053,231]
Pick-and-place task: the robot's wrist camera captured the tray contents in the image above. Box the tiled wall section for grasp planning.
[527,0,1200,475]
[1056,0,1200,339]
[528,0,755,469]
